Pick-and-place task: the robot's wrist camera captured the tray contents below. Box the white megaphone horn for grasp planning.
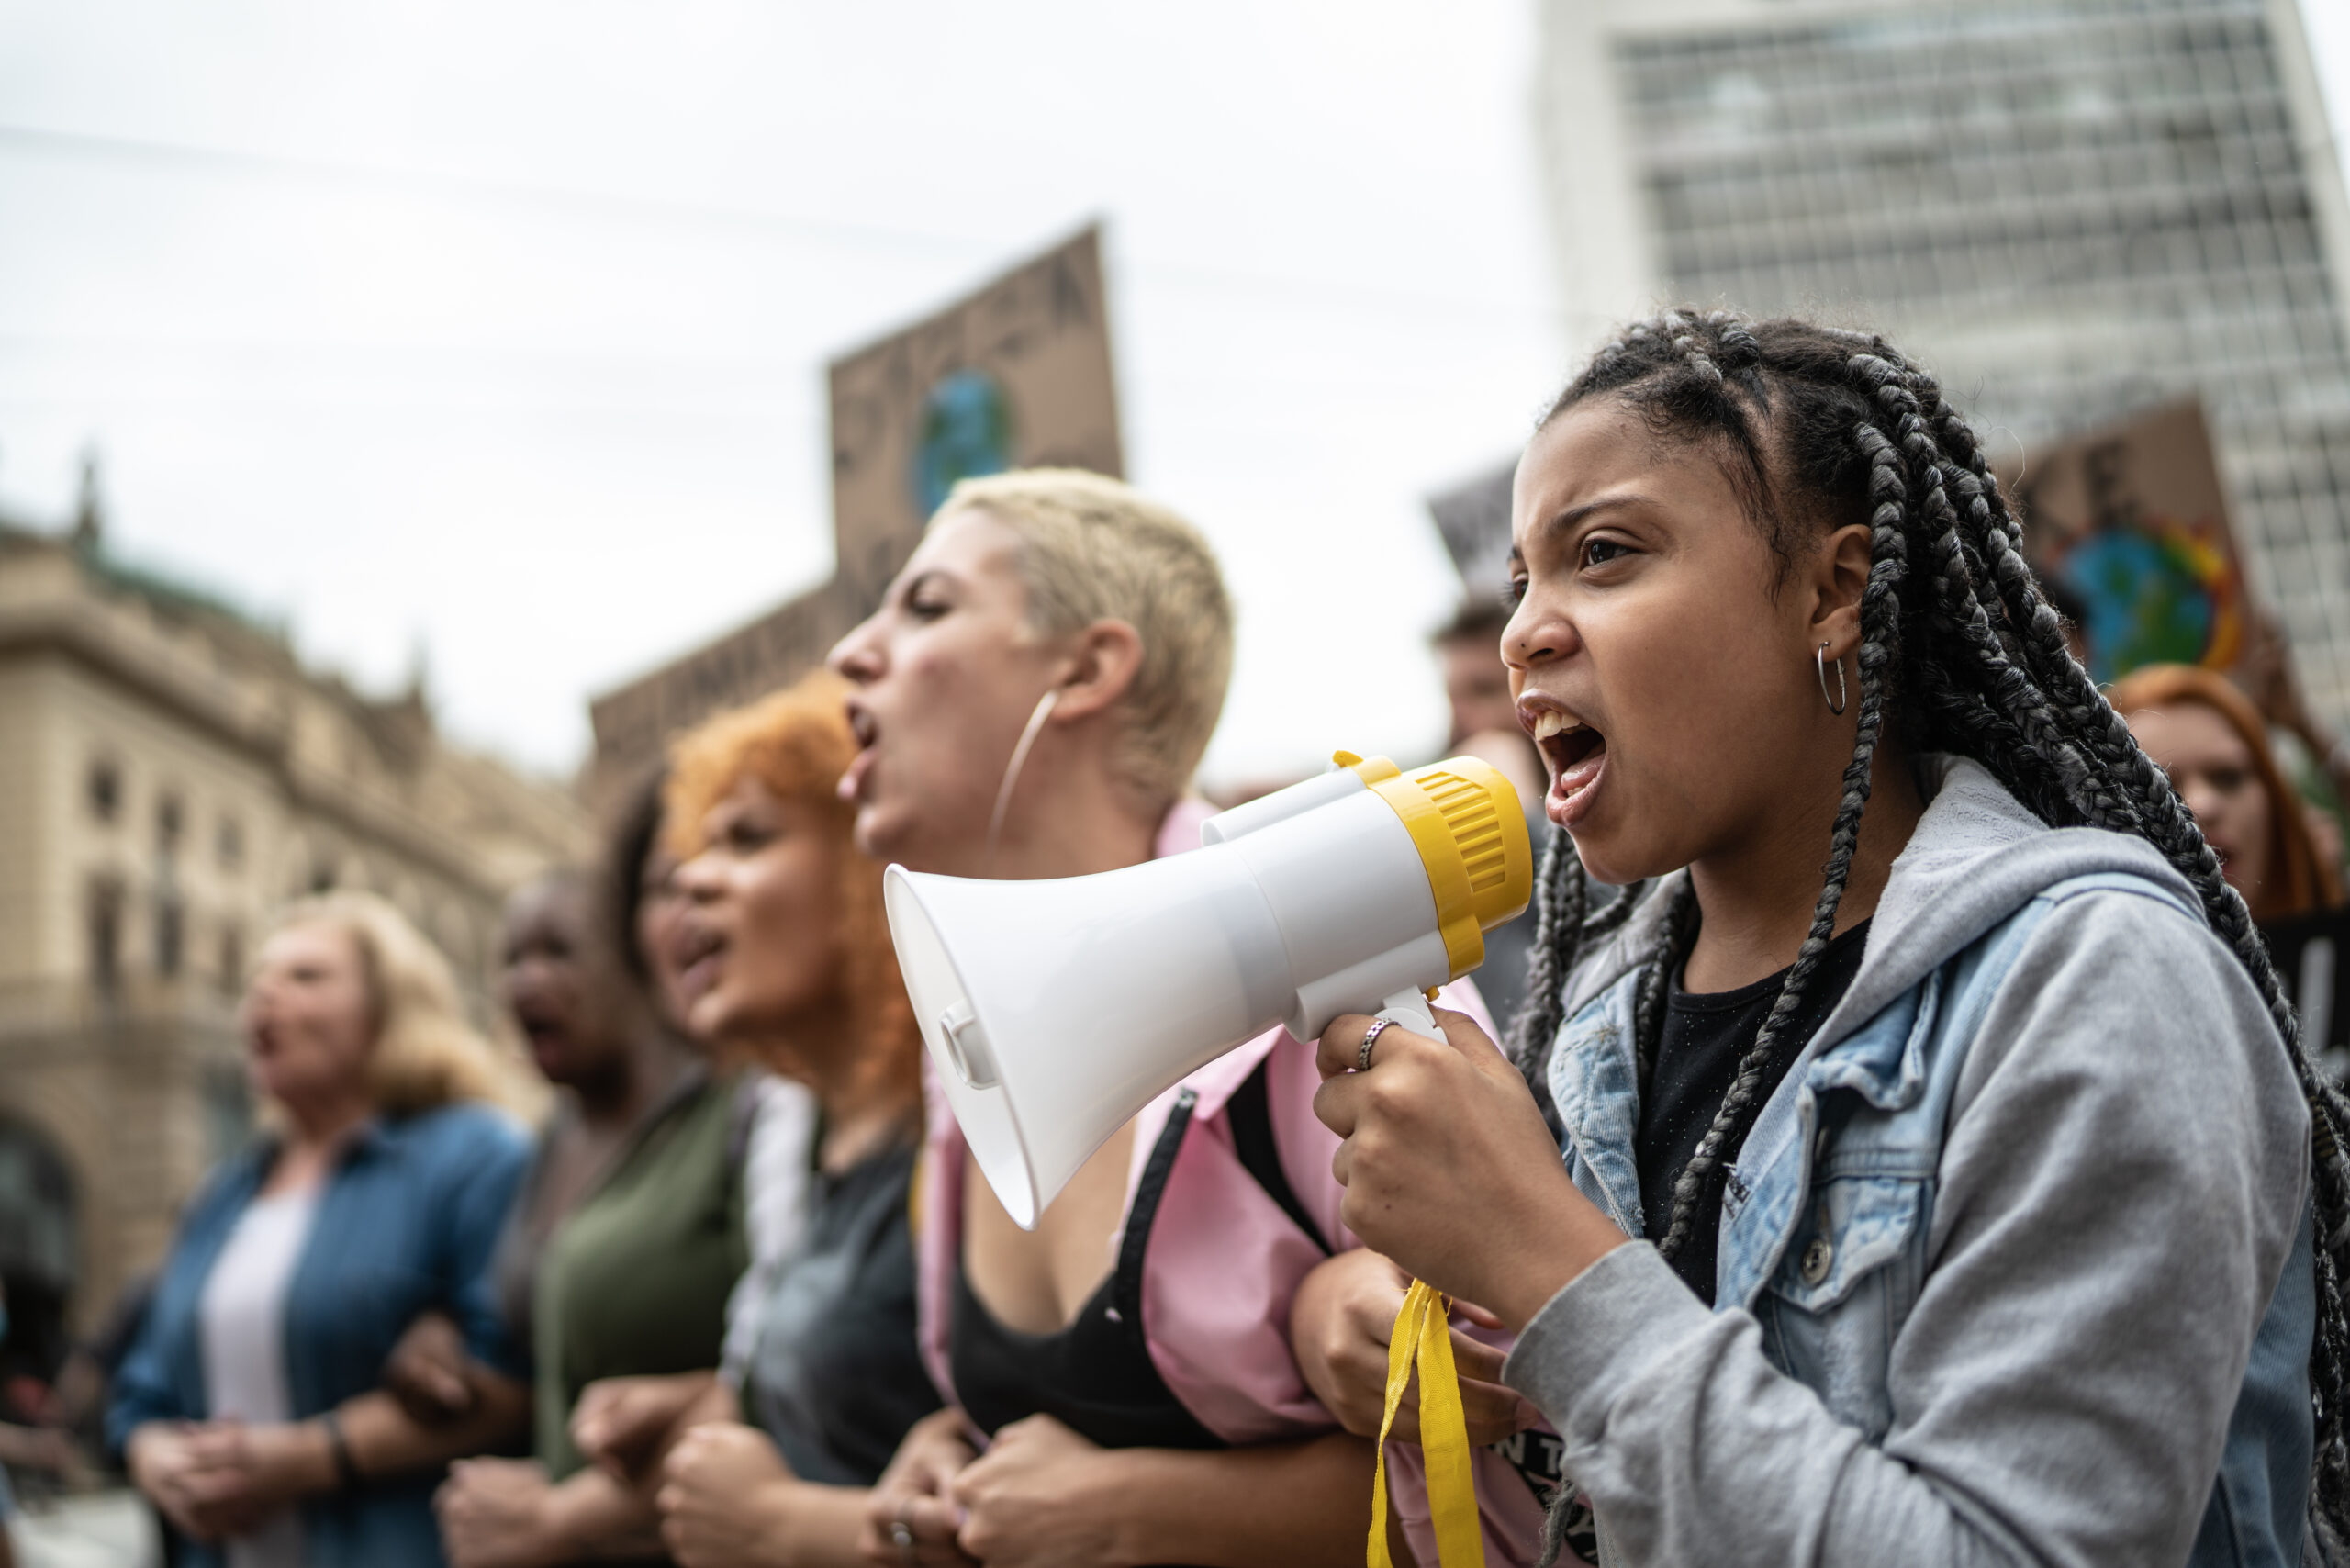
[884,751,1536,1229]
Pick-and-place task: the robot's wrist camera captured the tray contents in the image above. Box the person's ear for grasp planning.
[1046,620,1145,722]
[1805,521,1874,661]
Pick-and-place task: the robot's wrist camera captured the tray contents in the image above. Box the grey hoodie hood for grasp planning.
[1558,754,2205,1042]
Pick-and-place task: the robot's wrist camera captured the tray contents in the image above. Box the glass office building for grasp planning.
[1539,0,2350,723]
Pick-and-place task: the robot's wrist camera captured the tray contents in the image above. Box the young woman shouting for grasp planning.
[830,469,1492,1568]
[1304,312,2337,1567]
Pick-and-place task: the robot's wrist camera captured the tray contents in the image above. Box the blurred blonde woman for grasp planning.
[112,891,535,1568]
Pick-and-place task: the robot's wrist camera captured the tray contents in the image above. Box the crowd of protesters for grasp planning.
[0,311,2340,1566]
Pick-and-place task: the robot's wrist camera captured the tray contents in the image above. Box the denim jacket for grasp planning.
[109,1102,531,1568]
[1505,760,2312,1568]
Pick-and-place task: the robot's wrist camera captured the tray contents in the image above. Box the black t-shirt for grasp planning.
[1637,920,1872,1304]
[741,1137,941,1485]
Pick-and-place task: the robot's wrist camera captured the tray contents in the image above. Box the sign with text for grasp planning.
[827,225,1124,614]
[1426,458,1518,602]
[2013,398,2246,684]
[589,226,1124,791]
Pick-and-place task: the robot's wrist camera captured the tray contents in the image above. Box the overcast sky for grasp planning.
[4,2,2349,790]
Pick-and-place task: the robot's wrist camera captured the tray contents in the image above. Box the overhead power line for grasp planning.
[0,120,997,259]
[0,120,1564,333]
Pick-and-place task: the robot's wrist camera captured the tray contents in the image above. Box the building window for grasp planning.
[87,878,123,991]
[154,892,184,980]
[217,816,243,870]
[157,793,184,856]
[218,924,244,1000]
[86,761,120,824]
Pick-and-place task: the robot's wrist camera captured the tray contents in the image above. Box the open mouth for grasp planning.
[672,922,727,1001]
[839,703,880,802]
[512,1004,570,1064]
[1529,710,1608,822]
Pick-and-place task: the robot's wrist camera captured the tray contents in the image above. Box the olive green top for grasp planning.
[532,1072,745,1477]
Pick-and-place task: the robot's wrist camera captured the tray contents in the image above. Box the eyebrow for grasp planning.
[1511,494,1647,564]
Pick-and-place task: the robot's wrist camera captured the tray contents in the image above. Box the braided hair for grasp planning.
[1505,309,2350,1540]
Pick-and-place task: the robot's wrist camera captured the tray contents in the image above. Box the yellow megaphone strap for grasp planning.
[1368,1280,1487,1568]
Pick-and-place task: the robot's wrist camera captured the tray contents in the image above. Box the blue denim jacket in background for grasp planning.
[108,1102,531,1568]
[1547,871,2315,1568]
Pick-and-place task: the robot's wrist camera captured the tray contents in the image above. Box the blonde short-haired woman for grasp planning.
[828,469,1486,1567]
[113,891,534,1568]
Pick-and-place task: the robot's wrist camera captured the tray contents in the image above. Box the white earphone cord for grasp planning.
[984,689,1060,874]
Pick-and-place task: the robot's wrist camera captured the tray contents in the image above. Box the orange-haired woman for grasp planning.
[571,672,937,1568]
[2112,663,2344,924]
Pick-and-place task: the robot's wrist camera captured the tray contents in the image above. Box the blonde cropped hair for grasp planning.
[943,469,1233,814]
[272,891,526,1117]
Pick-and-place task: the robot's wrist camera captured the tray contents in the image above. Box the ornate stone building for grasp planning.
[0,496,587,1361]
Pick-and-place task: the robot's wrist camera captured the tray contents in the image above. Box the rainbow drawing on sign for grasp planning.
[2051,515,2242,683]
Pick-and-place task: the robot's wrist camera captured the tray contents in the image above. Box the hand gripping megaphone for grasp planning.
[883,751,1535,1229]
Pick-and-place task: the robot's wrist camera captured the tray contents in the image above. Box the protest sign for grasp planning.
[589,226,1124,790]
[827,224,1124,614]
[2013,398,2245,684]
[1426,459,1517,602]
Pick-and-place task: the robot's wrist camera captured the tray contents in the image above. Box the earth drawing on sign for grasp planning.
[2050,516,2241,683]
[912,369,1016,518]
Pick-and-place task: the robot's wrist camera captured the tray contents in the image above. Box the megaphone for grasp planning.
[884,751,1535,1229]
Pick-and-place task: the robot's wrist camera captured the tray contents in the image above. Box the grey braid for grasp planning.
[1508,826,1588,1134]
[1505,826,1651,1129]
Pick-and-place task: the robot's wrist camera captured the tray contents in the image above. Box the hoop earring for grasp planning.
[1817,643,1848,717]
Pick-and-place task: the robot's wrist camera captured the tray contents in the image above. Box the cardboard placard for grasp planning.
[1426,458,1519,601]
[827,226,1124,615]
[588,226,1123,789]
[584,578,859,797]
[2013,398,2245,683]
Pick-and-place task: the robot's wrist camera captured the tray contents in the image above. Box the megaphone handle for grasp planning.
[1375,988,1438,1037]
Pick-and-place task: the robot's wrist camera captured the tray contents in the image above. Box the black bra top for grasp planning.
[949,1254,1217,1450]
[949,1069,1223,1450]
[947,1058,1327,1453]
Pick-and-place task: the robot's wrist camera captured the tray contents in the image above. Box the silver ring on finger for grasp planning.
[890,1516,916,1565]
[1357,1017,1395,1072]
